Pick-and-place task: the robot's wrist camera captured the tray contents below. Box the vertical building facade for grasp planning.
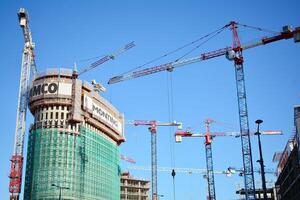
[274,105,300,200]
[236,188,277,200]
[24,69,125,200]
[120,172,150,200]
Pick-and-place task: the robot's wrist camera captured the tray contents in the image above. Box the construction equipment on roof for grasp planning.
[175,118,282,200]
[109,21,299,200]
[127,120,182,200]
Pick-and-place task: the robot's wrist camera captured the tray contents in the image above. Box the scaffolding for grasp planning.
[24,125,120,200]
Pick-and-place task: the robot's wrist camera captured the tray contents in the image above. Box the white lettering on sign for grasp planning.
[83,95,122,134]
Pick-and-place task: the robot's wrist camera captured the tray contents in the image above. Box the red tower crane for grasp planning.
[175,119,282,200]
[109,21,300,199]
[176,119,217,200]
[127,120,182,200]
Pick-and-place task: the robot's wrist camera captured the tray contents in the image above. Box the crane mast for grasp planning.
[204,119,216,200]
[128,120,182,200]
[175,119,217,200]
[9,8,36,200]
[229,21,256,200]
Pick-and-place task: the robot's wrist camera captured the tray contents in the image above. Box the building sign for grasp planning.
[30,82,72,97]
[83,95,122,135]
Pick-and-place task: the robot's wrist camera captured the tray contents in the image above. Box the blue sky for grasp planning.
[0,0,299,199]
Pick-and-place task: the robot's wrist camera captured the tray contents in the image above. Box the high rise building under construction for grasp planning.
[23,68,125,200]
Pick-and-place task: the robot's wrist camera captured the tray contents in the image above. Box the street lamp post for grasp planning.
[51,184,70,200]
[255,119,267,200]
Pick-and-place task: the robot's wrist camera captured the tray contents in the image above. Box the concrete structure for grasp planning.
[236,188,277,200]
[274,105,300,200]
[24,68,125,200]
[121,172,150,200]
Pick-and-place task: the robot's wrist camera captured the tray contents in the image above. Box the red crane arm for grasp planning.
[108,25,300,84]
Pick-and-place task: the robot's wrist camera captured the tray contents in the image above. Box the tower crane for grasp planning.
[108,21,300,199]
[9,8,36,200]
[176,119,217,200]
[175,119,282,200]
[10,8,135,200]
[127,120,182,200]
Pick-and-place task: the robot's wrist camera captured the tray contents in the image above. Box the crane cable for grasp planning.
[173,25,228,62]
[162,25,229,200]
[119,24,230,76]
[166,72,176,200]
[237,23,280,34]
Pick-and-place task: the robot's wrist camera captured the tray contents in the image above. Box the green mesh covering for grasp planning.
[24,126,120,200]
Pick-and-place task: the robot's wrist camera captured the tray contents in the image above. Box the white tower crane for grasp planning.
[9,8,36,200]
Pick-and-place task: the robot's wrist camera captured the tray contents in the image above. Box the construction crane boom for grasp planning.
[120,154,136,164]
[9,8,37,200]
[128,120,182,200]
[128,165,223,175]
[108,47,231,84]
[108,25,300,85]
[175,130,282,139]
[127,165,276,176]
[109,22,299,200]
[78,41,135,76]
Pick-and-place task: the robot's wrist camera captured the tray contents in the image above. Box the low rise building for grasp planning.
[121,172,150,200]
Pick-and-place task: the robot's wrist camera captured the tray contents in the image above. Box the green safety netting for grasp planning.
[24,126,120,200]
